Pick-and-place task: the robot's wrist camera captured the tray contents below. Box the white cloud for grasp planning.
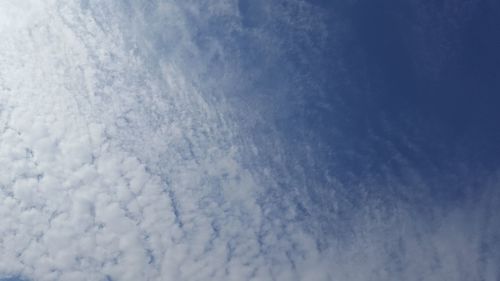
[0,1,498,281]
[0,1,311,280]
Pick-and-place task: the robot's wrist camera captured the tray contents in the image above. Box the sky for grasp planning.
[0,0,499,281]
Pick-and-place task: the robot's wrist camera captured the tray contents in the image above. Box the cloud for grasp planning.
[0,1,319,280]
[0,1,498,281]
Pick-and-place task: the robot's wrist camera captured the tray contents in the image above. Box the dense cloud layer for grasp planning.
[0,1,499,281]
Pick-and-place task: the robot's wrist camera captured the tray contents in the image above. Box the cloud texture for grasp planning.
[0,1,499,281]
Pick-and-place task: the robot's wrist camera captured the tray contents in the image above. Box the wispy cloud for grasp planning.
[0,1,498,281]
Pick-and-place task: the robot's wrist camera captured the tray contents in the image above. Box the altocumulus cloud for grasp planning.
[0,1,323,280]
[0,1,500,281]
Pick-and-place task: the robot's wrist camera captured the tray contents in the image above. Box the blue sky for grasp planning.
[0,0,498,280]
